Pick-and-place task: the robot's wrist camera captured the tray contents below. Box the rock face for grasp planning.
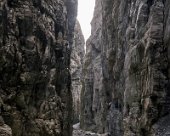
[71,20,85,123]
[0,0,77,136]
[0,115,12,136]
[81,0,170,136]
[80,0,104,133]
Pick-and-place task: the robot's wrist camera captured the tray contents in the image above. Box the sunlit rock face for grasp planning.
[0,0,77,136]
[81,0,170,135]
[71,20,85,124]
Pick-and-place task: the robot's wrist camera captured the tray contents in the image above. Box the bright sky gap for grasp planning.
[77,0,95,41]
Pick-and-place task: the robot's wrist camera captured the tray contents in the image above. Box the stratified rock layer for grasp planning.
[0,0,77,136]
[71,20,85,123]
[81,0,170,136]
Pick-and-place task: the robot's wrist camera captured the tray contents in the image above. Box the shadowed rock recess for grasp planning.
[81,0,170,136]
[0,0,77,136]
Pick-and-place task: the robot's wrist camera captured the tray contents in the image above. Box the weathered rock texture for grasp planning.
[0,115,12,136]
[81,0,170,136]
[71,20,85,123]
[0,0,77,136]
[80,0,104,133]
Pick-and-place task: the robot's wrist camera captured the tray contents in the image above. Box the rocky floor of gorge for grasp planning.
[73,123,109,136]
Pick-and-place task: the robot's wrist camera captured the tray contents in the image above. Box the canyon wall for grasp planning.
[80,0,104,133]
[71,20,85,123]
[81,0,170,136]
[0,0,77,136]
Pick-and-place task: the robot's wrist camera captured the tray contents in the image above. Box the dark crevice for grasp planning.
[35,26,47,48]
[32,0,41,8]
[7,0,18,8]
[55,23,64,38]
[146,0,154,16]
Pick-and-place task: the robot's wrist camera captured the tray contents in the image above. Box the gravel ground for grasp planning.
[73,123,108,136]
[73,129,98,136]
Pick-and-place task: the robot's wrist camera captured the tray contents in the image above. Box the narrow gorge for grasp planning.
[1,0,170,136]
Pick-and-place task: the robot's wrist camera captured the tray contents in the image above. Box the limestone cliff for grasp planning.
[71,20,85,123]
[0,0,77,136]
[81,0,170,136]
[80,0,104,133]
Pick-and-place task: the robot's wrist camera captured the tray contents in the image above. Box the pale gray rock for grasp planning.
[71,20,85,123]
[80,0,104,133]
[73,129,107,136]
[73,123,80,130]
[0,124,12,136]
[81,0,170,136]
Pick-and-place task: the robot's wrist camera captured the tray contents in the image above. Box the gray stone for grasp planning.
[81,0,170,136]
[71,20,85,123]
[0,0,77,136]
[0,124,12,136]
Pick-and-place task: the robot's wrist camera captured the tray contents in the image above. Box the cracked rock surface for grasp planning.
[81,0,170,136]
[71,20,85,123]
[0,0,77,136]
